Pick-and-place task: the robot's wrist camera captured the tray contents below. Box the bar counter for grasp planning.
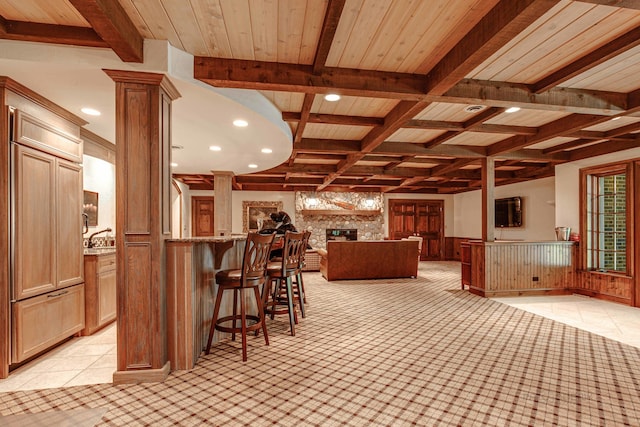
[166,236,250,370]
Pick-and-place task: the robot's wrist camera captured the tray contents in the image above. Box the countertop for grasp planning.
[166,235,247,243]
[83,248,116,255]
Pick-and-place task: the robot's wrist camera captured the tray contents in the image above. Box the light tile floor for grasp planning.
[2,290,640,393]
[0,323,116,392]
[492,293,640,349]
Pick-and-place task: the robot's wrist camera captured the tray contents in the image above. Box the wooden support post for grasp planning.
[482,157,495,242]
[213,171,233,236]
[105,70,180,384]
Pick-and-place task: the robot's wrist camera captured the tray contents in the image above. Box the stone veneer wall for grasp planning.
[294,191,384,249]
[294,213,384,249]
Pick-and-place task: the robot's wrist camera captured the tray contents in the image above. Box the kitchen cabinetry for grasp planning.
[13,144,84,300]
[82,252,117,335]
[11,283,85,363]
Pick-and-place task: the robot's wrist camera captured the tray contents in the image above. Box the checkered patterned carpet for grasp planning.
[2,261,640,426]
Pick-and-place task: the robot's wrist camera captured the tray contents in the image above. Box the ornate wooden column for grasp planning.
[105,70,180,384]
[482,157,495,242]
[213,171,233,236]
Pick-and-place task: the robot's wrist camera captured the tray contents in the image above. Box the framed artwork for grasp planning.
[243,201,283,233]
[83,190,99,226]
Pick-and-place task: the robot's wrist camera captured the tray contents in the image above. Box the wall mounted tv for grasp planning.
[495,197,523,228]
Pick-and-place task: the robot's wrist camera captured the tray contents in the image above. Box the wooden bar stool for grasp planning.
[205,232,275,361]
[264,231,306,336]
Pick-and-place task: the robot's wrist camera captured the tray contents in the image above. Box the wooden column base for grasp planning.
[112,361,170,385]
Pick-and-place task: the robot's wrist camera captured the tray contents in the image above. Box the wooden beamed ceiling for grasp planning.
[2,0,640,193]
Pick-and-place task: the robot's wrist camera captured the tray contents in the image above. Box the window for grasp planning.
[585,166,627,273]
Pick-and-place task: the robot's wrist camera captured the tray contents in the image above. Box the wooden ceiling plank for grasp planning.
[425,0,562,95]
[68,0,143,62]
[575,1,640,10]
[542,138,598,154]
[532,24,640,93]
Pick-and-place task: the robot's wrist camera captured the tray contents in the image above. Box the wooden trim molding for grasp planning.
[81,127,115,164]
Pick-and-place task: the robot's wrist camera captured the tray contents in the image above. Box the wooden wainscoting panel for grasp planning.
[483,242,574,295]
[575,271,633,304]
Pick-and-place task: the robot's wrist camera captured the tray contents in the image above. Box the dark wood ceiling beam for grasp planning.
[425,0,561,95]
[567,139,640,161]
[431,158,480,176]
[294,138,361,154]
[542,138,599,154]
[443,79,627,114]
[567,130,636,141]
[487,113,611,156]
[405,119,537,135]
[313,0,347,73]
[195,58,428,99]
[532,24,640,93]
[195,58,624,114]
[0,16,108,47]
[424,131,459,148]
[68,0,143,62]
[282,112,383,126]
[462,107,505,128]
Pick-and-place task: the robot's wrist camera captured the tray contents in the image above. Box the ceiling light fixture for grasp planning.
[209,145,222,151]
[261,148,273,154]
[248,164,258,169]
[324,93,341,102]
[170,162,178,167]
[505,107,521,113]
[611,116,621,121]
[81,107,101,116]
[464,105,486,113]
[233,119,248,127]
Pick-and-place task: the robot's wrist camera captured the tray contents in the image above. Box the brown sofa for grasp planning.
[317,240,419,281]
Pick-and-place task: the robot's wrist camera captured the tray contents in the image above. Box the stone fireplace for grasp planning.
[294,191,384,249]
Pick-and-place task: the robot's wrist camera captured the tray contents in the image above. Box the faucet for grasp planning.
[88,228,112,248]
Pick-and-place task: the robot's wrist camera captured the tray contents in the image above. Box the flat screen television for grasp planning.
[495,196,522,228]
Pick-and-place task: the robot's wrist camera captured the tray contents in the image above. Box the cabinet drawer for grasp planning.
[12,284,85,363]
[98,254,116,273]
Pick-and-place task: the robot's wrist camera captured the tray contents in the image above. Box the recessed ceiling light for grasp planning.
[81,107,101,116]
[324,93,341,102]
[505,107,521,113]
[611,116,622,121]
[248,164,258,169]
[233,119,248,127]
[209,145,222,151]
[261,148,273,154]
[170,162,178,167]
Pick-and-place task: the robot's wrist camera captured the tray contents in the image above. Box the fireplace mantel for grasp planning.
[300,209,381,216]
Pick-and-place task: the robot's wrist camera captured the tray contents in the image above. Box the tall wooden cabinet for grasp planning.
[13,145,83,300]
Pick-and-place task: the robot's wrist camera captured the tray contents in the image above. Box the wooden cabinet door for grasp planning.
[14,145,56,300]
[98,267,117,326]
[192,196,215,236]
[389,199,444,261]
[56,158,84,288]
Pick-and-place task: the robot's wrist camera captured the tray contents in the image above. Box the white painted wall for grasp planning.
[555,148,640,236]
[82,155,116,235]
[384,193,455,237]
[453,177,556,241]
[231,191,295,234]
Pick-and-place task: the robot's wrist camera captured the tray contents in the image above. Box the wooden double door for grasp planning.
[389,199,444,261]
